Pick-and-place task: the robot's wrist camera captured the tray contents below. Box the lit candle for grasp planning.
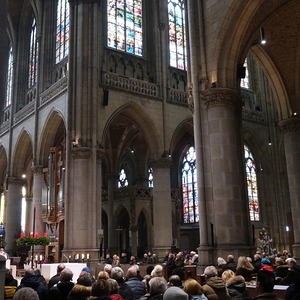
[39,255,43,261]
[87,253,90,260]
[35,255,38,261]
[81,254,85,260]
[30,232,34,238]
[75,254,79,260]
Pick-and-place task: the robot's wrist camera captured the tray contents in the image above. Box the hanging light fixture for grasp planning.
[260,27,266,45]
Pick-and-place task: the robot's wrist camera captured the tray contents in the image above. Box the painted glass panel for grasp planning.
[5,47,13,107]
[241,58,250,89]
[28,18,38,88]
[168,0,187,70]
[245,145,260,221]
[118,168,129,188]
[107,0,142,56]
[56,0,70,63]
[182,146,198,223]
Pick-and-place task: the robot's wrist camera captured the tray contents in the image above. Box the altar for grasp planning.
[41,263,87,281]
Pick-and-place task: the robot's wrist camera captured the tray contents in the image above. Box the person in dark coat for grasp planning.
[252,270,281,300]
[222,269,250,300]
[5,268,18,286]
[88,279,111,300]
[225,254,237,272]
[48,263,66,289]
[16,268,49,300]
[285,267,300,300]
[235,256,255,282]
[111,266,133,300]
[252,254,263,274]
[49,267,75,300]
[125,265,146,299]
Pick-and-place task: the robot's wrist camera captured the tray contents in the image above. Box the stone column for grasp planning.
[31,166,45,236]
[25,197,33,235]
[130,225,138,257]
[201,88,251,258]
[278,116,300,259]
[5,177,24,253]
[107,173,118,254]
[151,158,172,258]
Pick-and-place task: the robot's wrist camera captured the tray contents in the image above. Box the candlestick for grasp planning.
[75,254,79,260]
[87,253,90,260]
[81,254,85,260]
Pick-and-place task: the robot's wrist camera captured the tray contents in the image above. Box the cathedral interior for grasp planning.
[0,0,300,268]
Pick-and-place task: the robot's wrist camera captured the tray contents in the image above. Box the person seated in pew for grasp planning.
[253,270,281,300]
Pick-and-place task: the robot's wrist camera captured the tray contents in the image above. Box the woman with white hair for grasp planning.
[12,287,39,300]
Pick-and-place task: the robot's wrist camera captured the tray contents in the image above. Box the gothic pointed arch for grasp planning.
[38,110,66,165]
[102,102,161,174]
[114,205,131,253]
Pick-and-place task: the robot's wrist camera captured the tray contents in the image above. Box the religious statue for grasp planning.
[257,227,273,256]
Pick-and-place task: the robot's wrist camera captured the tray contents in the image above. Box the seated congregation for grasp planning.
[4,250,300,300]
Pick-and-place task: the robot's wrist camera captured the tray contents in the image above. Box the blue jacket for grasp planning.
[126,277,146,299]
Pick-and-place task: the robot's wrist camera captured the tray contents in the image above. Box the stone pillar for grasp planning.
[5,177,24,253]
[107,174,118,254]
[130,225,138,257]
[201,88,251,258]
[31,166,45,236]
[278,116,300,259]
[151,158,172,258]
[96,149,104,260]
[25,197,33,235]
[64,0,101,263]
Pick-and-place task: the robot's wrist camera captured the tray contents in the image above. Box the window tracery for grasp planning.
[28,17,38,88]
[168,0,187,70]
[182,146,198,223]
[118,168,129,188]
[107,0,143,56]
[5,46,13,107]
[244,145,260,221]
[56,0,70,63]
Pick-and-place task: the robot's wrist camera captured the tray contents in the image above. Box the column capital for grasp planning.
[7,177,25,186]
[71,147,92,160]
[97,149,105,161]
[201,88,240,109]
[278,116,300,133]
[150,158,172,169]
[31,165,44,175]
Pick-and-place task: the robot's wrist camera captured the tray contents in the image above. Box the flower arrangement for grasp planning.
[16,232,50,247]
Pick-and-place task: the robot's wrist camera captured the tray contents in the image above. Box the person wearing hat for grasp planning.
[260,258,274,273]
[163,286,189,300]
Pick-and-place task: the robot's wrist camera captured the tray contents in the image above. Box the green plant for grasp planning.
[16,236,51,247]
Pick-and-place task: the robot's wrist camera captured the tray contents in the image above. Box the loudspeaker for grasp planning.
[237,64,246,79]
[103,89,109,106]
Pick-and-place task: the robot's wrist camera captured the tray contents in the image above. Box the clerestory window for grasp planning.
[28,17,38,88]
[56,0,70,64]
[168,0,187,70]
[107,0,143,56]
[118,168,129,188]
[5,46,13,107]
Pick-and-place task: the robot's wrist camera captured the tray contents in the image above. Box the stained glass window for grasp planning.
[28,17,38,88]
[148,166,153,188]
[240,58,250,89]
[118,168,129,188]
[168,0,187,70]
[5,46,13,107]
[245,145,260,221]
[56,0,70,63]
[107,0,143,56]
[182,146,198,223]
